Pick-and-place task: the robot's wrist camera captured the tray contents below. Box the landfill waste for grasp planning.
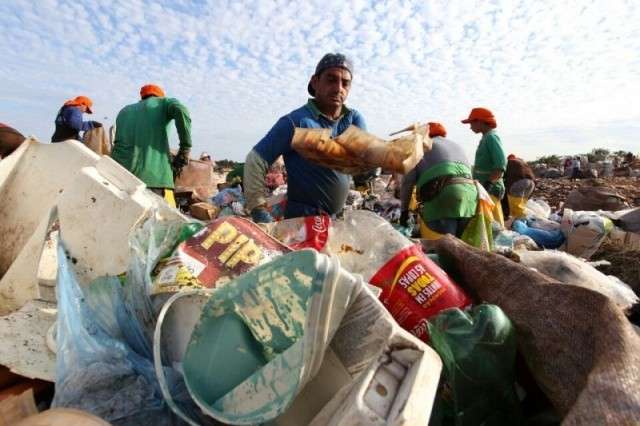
[211,187,244,209]
[52,243,203,425]
[512,219,565,249]
[561,209,613,259]
[291,124,431,175]
[434,235,640,424]
[617,207,640,233]
[326,210,471,341]
[518,250,639,311]
[82,127,112,155]
[493,230,539,251]
[266,215,331,251]
[155,250,442,425]
[15,408,111,426]
[524,198,552,219]
[189,202,219,221]
[266,186,288,221]
[174,157,221,202]
[344,189,364,210]
[565,185,628,212]
[534,177,640,211]
[428,304,521,425]
[151,216,290,294]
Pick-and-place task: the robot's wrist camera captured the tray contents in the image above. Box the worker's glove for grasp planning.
[90,121,103,128]
[251,207,274,224]
[172,149,190,178]
[399,210,410,227]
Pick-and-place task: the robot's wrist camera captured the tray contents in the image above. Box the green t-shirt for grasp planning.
[417,162,478,221]
[473,130,507,197]
[111,97,192,188]
[226,163,245,184]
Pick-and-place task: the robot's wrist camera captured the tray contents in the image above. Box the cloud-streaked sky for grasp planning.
[1,0,639,161]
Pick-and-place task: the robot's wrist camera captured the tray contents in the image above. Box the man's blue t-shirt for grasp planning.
[254,100,366,217]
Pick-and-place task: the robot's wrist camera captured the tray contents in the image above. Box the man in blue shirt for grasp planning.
[51,95,102,142]
[244,53,366,222]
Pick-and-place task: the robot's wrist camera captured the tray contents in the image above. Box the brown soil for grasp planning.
[534,177,640,211]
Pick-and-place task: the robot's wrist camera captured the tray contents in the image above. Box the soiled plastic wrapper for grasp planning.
[151,216,290,294]
[291,124,431,175]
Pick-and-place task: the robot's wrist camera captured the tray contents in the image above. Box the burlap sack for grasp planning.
[434,235,640,425]
[82,127,111,155]
[564,185,627,211]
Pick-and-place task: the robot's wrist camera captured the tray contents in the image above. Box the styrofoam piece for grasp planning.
[0,138,187,314]
[0,300,56,381]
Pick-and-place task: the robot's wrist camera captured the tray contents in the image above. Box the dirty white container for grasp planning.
[0,138,185,314]
[154,250,442,425]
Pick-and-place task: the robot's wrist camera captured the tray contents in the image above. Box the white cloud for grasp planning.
[0,0,639,162]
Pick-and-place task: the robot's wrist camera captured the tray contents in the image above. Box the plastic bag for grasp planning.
[512,219,565,249]
[518,250,639,311]
[52,243,200,425]
[326,210,471,341]
[428,304,521,425]
[525,198,552,219]
[211,187,244,208]
[493,230,539,251]
[561,209,613,259]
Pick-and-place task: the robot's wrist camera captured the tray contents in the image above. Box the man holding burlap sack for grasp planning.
[244,53,367,222]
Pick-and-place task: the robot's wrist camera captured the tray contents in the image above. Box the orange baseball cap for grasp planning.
[428,122,447,138]
[64,96,93,114]
[461,107,497,128]
[140,84,166,99]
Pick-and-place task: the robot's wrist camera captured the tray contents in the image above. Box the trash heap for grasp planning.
[1,139,639,425]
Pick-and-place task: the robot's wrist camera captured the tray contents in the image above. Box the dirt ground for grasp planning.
[534,177,640,211]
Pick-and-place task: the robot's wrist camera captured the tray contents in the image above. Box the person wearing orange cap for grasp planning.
[51,96,102,142]
[399,122,478,240]
[461,107,507,226]
[111,84,192,208]
[502,153,536,219]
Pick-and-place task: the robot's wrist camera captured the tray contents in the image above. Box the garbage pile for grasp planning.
[1,139,639,425]
[535,177,640,210]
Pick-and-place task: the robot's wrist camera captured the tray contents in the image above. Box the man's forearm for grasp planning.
[244,149,270,211]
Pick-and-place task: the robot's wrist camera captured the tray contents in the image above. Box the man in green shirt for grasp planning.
[111,84,192,207]
[462,107,507,227]
[400,122,477,239]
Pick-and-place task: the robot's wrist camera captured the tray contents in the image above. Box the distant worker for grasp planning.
[0,123,26,159]
[502,154,536,219]
[226,162,244,188]
[244,53,366,222]
[111,84,192,208]
[51,96,102,142]
[462,107,507,227]
[399,122,477,239]
[570,156,582,180]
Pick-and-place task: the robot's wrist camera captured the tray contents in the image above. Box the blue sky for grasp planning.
[1,0,639,161]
